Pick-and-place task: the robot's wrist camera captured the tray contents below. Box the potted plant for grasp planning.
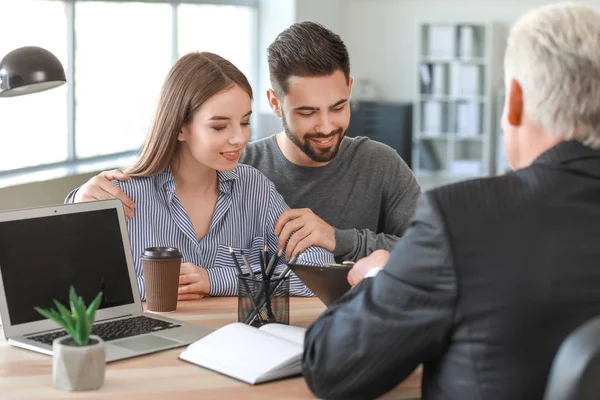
[35,286,104,391]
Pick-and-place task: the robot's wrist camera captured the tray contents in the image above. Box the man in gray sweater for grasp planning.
[66,22,420,262]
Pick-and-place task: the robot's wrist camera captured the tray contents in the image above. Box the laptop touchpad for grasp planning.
[112,335,179,352]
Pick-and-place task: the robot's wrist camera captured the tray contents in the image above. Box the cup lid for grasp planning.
[141,247,181,260]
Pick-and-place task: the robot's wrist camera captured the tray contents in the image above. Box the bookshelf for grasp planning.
[413,22,506,189]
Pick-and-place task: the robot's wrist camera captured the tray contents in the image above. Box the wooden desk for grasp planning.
[0,297,421,399]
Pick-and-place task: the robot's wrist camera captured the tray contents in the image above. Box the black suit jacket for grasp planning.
[303,141,600,400]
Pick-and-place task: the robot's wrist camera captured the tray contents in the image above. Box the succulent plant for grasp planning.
[35,286,102,346]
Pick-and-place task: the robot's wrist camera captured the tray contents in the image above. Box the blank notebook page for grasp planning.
[181,322,302,383]
[259,323,306,346]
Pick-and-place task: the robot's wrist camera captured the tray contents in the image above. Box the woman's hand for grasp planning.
[178,262,210,300]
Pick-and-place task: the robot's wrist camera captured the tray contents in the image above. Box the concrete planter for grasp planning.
[52,335,105,391]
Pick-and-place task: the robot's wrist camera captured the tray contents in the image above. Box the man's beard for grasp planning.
[282,114,345,163]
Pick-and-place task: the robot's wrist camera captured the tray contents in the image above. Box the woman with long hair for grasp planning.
[115,52,333,300]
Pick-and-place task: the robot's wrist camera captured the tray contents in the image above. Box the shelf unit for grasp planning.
[413,21,506,189]
[496,88,511,174]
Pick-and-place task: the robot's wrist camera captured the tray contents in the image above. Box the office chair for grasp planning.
[543,315,600,400]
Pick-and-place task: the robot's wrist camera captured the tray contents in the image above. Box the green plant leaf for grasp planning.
[48,308,64,324]
[76,295,89,345]
[85,292,102,339]
[80,296,91,344]
[69,286,78,315]
[35,307,66,329]
[53,300,75,332]
[74,313,84,345]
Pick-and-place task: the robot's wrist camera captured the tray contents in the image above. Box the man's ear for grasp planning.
[267,89,282,118]
[507,79,524,126]
[348,76,354,98]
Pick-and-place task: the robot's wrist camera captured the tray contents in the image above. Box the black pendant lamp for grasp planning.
[0,46,66,97]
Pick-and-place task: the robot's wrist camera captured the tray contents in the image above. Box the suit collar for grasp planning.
[533,141,600,166]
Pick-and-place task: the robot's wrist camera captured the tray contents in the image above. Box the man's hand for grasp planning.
[275,208,335,259]
[74,169,135,219]
[347,249,391,287]
[178,262,210,301]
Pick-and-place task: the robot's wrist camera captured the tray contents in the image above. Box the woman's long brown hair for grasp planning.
[127,52,253,176]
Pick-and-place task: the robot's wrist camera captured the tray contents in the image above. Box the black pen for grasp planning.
[263,246,276,321]
[266,249,282,279]
[259,245,268,279]
[239,250,256,279]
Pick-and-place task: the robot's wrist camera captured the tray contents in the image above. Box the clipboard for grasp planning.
[288,263,352,306]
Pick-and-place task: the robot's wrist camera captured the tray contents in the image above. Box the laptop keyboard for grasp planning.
[28,315,182,345]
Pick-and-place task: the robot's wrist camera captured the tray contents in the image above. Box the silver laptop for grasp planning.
[0,199,213,362]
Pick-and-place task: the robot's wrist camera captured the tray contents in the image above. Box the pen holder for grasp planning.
[238,274,289,327]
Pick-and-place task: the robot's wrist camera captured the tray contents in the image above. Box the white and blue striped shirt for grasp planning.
[113,165,334,299]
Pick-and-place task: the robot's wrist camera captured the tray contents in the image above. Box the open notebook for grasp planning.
[179,322,306,384]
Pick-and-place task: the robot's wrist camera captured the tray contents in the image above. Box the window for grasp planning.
[0,0,257,178]
[75,2,172,158]
[178,4,255,80]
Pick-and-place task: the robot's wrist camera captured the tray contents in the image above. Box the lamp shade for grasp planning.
[0,46,66,97]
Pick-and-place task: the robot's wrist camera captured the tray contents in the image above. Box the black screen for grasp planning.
[0,208,135,325]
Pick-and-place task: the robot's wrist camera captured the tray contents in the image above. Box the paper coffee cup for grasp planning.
[141,247,182,313]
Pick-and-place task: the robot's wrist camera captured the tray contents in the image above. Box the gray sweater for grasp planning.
[239,135,421,261]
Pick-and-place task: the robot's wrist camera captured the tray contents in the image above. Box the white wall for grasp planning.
[295,0,346,34]
[344,0,600,101]
[257,0,296,114]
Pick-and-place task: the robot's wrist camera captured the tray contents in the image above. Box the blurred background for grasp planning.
[0,0,594,210]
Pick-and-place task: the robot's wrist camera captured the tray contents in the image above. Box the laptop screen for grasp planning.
[0,208,135,325]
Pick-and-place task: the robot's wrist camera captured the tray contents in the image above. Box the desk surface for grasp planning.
[0,297,421,399]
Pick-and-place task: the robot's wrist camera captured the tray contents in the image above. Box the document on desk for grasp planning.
[179,322,306,384]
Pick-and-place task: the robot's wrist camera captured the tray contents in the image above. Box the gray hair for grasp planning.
[504,2,600,149]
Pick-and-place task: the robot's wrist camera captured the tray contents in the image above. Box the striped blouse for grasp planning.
[113,165,334,300]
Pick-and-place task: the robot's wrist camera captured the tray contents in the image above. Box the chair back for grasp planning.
[544,316,600,400]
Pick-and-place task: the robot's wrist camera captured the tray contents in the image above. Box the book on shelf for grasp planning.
[452,64,481,97]
[420,64,432,94]
[420,64,446,96]
[179,322,306,385]
[458,25,476,58]
[418,141,442,171]
[427,25,455,59]
[422,100,444,133]
[432,64,446,95]
[456,102,480,137]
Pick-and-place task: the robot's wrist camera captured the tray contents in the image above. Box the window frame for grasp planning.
[0,0,259,184]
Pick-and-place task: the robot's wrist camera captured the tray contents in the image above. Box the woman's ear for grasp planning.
[178,125,188,142]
